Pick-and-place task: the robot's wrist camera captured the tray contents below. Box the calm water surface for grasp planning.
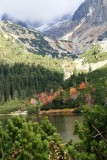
[0,114,82,142]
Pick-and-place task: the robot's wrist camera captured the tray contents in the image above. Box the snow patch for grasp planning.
[35,24,51,32]
[87,7,95,17]
[35,18,70,32]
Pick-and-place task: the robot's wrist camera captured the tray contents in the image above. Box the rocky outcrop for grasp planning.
[66,0,107,55]
[44,0,107,55]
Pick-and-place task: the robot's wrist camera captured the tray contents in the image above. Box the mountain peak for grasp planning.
[0,0,107,56]
[72,0,107,24]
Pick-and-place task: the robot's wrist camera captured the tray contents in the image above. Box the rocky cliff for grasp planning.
[44,0,107,55]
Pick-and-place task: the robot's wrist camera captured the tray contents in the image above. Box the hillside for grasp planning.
[0,20,74,58]
[74,44,107,72]
[0,9,107,107]
[0,1,107,160]
[0,22,107,105]
[43,0,107,55]
[0,27,67,104]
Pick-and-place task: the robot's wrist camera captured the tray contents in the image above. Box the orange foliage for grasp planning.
[47,95,54,103]
[30,99,36,105]
[70,87,77,96]
[40,92,47,99]
[79,82,86,90]
[39,92,48,105]
[39,92,55,106]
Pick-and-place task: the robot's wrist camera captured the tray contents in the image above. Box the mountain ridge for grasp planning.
[43,0,107,54]
[0,0,107,56]
[0,20,74,58]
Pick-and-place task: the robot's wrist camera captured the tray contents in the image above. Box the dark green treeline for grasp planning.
[0,63,64,104]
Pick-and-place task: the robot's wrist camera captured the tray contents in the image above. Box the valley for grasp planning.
[0,0,107,159]
[0,18,107,115]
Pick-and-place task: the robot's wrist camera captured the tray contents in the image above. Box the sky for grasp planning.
[0,0,85,22]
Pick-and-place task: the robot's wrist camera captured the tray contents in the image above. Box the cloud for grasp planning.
[0,0,85,22]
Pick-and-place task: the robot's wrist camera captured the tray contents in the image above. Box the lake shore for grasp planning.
[0,111,27,116]
[0,108,81,116]
[41,108,81,115]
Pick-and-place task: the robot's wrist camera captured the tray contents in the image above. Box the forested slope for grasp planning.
[0,30,64,104]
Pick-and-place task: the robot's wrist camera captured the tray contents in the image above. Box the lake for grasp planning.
[0,113,82,143]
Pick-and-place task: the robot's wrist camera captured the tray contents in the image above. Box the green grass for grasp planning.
[0,30,63,73]
[80,44,107,63]
[88,64,107,81]
[0,100,23,114]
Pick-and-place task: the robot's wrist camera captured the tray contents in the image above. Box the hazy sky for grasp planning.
[0,0,85,22]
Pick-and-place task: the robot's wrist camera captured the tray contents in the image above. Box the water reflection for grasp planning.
[47,114,82,142]
[0,114,82,142]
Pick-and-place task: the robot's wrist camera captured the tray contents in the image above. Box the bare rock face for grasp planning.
[71,0,107,54]
[44,0,107,39]
[44,0,107,55]
[73,0,107,25]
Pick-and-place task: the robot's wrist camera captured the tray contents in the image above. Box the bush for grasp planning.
[0,116,67,159]
[67,105,107,160]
